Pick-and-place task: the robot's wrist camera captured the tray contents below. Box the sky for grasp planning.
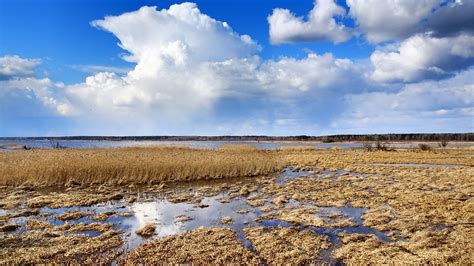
[0,0,473,136]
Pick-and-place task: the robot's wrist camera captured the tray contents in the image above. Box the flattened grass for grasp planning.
[0,145,283,187]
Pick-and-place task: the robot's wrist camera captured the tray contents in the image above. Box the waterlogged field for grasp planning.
[0,145,473,264]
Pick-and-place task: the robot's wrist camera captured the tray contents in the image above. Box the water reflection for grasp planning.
[126,195,263,250]
[276,166,312,185]
[1,139,473,150]
[318,206,367,225]
[0,139,366,150]
[2,165,399,263]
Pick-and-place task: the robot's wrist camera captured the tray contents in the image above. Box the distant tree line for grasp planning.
[317,133,474,142]
[1,133,473,142]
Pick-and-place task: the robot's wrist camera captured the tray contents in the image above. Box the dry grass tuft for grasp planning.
[0,147,473,264]
[0,230,122,264]
[55,210,89,221]
[276,145,319,151]
[244,226,329,264]
[135,223,156,237]
[26,192,122,208]
[123,227,260,264]
[0,146,283,187]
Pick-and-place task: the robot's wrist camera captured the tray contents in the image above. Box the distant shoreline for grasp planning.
[0,133,473,142]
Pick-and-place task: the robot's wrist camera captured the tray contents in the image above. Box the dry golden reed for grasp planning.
[0,145,283,187]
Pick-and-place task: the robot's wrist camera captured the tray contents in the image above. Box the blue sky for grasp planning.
[0,0,473,136]
[1,0,371,83]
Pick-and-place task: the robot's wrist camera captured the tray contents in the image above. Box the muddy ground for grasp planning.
[1,149,473,264]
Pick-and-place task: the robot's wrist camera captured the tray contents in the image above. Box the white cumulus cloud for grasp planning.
[61,3,260,121]
[371,33,474,83]
[0,55,74,117]
[334,69,474,133]
[3,2,474,136]
[56,2,363,131]
[346,0,443,43]
[258,53,360,93]
[0,55,41,80]
[91,3,260,65]
[268,0,351,44]
[2,3,366,135]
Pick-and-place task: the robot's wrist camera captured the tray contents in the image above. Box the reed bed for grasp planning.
[0,145,283,187]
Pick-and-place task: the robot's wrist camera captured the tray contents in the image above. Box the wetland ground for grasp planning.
[0,144,473,264]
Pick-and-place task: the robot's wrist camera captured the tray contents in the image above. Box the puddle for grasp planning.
[318,205,367,225]
[369,163,463,168]
[310,224,393,265]
[276,166,365,185]
[1,166,395,264]
[306,204,393,265]
[78,230,102,237]
[319,169,365,181]
[432,223,453,232]
[276,166,311,185]
[123,195,264,251]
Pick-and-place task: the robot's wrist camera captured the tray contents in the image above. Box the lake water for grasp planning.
[1,139,472,150]
[0,139,362,149]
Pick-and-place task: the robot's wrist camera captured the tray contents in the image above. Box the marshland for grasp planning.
[0,142,473,264]
[3,0,474,264]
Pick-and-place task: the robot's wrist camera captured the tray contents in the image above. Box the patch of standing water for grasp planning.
[277,166,365,185]
[121,195,265,251]
[5,201,134,236]
[310,225,391,265]
[116,167,392,256]
[77,230,102,237]
[275,196,395,264]
[1,166,396,264]
[432,223,454,232]
[124,191,392,264]
[318,205,367,225]
[276,166,312,185]
[0,139,370,150]
[319,169,366,180]
[307,204,394,265]
[311,204,393,243]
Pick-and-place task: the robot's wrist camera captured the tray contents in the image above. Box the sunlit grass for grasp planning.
[1,144,472,187]
[0,145,283,187]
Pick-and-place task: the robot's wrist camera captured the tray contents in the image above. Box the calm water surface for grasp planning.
[1,139,471,150]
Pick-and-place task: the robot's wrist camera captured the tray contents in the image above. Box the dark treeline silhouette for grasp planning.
[1,133,473,142]
[317,133,474,142]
